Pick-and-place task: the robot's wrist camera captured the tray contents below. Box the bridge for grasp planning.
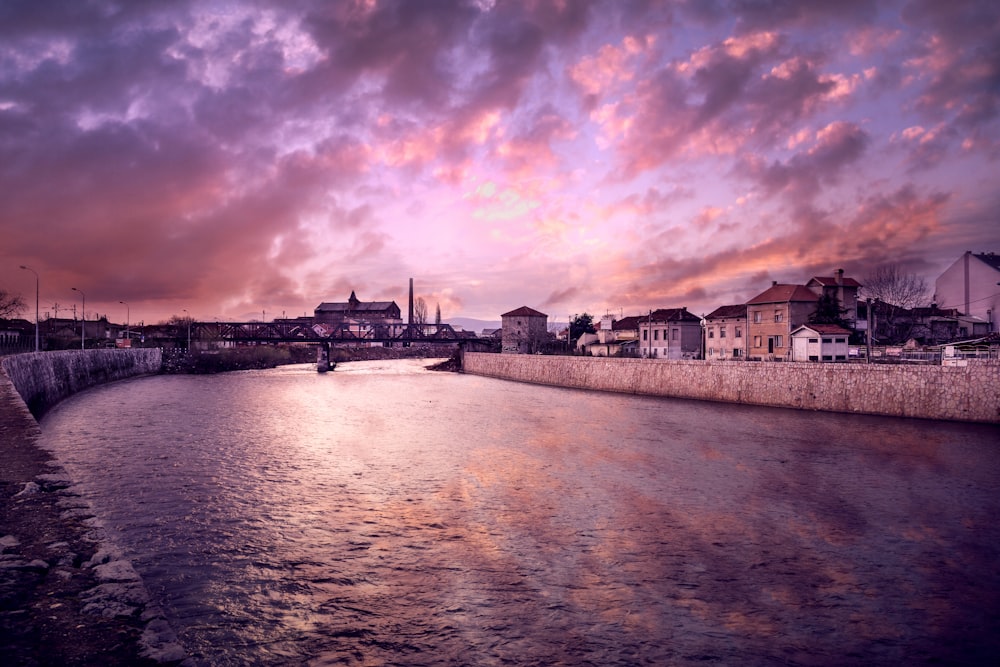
[184,320,496,371]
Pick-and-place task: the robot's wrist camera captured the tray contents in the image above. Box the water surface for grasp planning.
[41,359,1000,665]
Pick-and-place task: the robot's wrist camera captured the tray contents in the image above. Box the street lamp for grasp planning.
[182,309,191,351]
[71,287,86,350]
[19,265,39,352]
[119,301,129,344]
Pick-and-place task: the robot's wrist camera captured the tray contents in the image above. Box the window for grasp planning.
[754,336,762,347]
[823,338,832,344]
[653,329,659,341]
[720,328,726,338]
[808,338,819,343]
[735,326,742,338]
[733,349,742,357]
[672,329,678,340]
[775,335,783,348]
[809,355,819,362]
[642,330,647,341]
[774,311,784,323]
[822,355,833,361]
[835,338,846,343]
[708,329,714,339]
[753,311,762,323]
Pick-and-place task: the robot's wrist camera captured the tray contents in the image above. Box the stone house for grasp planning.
[703,305,746,359]
[934,251,1000,332]
[501,306,548,354]
[637,308,702,359]
[746,283,819,360]
[790,324,851,362]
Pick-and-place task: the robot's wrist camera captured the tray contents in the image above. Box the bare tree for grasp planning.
[434,302,441,325]
[0,288,26,320]
[862,264,929,343]
[413,297,428,325]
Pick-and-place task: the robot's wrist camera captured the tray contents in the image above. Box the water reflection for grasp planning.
[41,360,1000,666]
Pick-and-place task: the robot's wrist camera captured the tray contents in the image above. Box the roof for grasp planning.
[747,284,819,305]
[791,324,853,336]
[973,252,1000,272]
[502,306,547,318]
[807,276,862,288]
[316,301,397,313]
[646,307,701,323]
[704,304,746,320]
[612,315,643,331]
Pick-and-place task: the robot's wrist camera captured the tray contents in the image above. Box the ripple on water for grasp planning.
[39,359,1000,666]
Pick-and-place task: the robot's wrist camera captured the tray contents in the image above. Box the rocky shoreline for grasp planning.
[0,376,185,665]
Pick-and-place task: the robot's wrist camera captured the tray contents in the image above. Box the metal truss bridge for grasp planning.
[187,320,486,345]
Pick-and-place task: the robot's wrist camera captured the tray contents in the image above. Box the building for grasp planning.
[703,305,747,359]
[805,269,862,328]
[746,283,819,360]
[790,324,851,362]
[637,308,702,359]
[501,306,548,354]
[934,251,1000,332]
[314,291,402,324]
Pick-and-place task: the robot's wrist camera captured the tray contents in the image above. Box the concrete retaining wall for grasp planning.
[462,353,1000,423]
[1,349,162,418]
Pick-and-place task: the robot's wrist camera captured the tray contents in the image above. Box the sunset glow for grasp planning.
[2,1,997,325]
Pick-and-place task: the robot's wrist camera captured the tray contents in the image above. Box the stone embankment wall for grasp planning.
[1,349,162,418]
[462,353,1000,423]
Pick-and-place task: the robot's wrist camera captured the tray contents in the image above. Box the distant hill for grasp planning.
[446,317,500,333]
[447,317,567,334]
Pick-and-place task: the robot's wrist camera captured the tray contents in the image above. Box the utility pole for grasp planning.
[866,297,873,363]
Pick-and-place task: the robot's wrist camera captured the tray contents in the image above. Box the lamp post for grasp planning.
[71,287,86,350]
[19,265,39,352]
[182,309,191,351]
[120,301,129,344]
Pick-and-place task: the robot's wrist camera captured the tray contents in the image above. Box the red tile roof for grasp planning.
[808,276,862,288]
[705,304,746,319]
[747,284,819,305]
[502,306,547,318]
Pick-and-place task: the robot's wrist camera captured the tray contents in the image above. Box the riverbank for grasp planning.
[0,373,183,665]
[461,352,1000,423]
[1,350,185,664]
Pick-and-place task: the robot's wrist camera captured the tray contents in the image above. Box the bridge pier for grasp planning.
[317,343,332,373]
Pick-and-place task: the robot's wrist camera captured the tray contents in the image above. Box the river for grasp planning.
[40,359,1000,666]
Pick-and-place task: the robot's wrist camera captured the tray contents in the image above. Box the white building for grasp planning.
[934,251,1000,332]
[790,324,852,362]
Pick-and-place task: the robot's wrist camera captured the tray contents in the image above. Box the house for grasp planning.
[501,306,548,354]
[746,283,819,360]
[703,305,746,359]
[909,306,990,345]
[577,314,644,356]
[790,324,851,362]
[637,308,702,359]
[314,291,402,324]
[805,269,862,328]
[934,251,1000,332]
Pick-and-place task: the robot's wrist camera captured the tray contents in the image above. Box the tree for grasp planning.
[434,302,441,325]
[413,297,428,325]
[569,313,596,345]
[809,292,850,327]
[862,264,929,343]
[0,288,26,320]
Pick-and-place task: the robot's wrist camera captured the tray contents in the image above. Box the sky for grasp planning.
[1,0,998,326]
